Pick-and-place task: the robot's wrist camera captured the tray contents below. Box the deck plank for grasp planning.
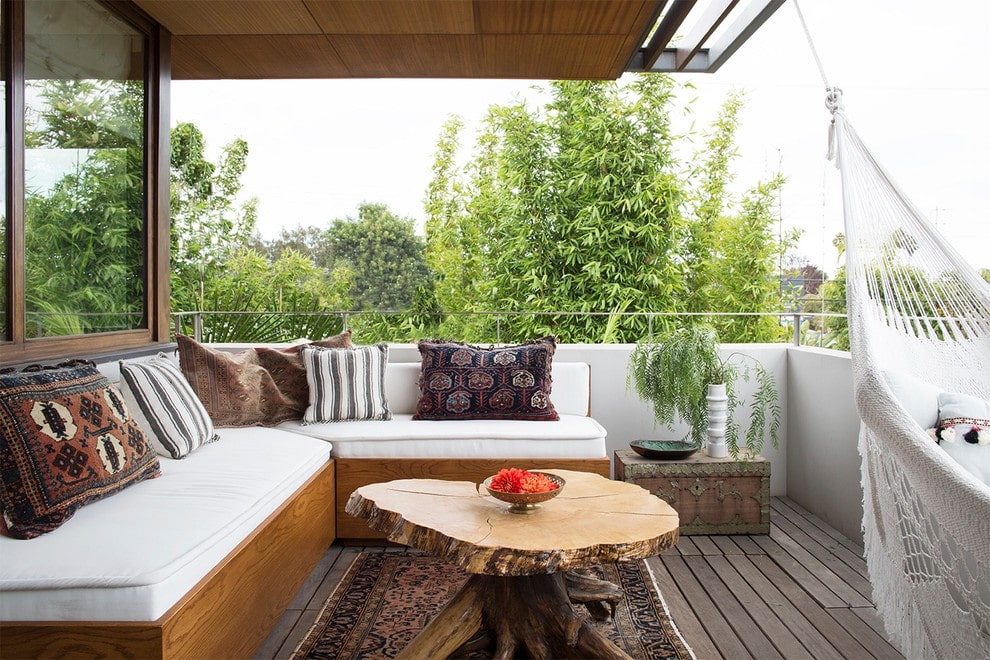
[684,555,782,659]
[778,496,866,556]
[690,536,723,556]
[771,499,869,578]
[830,607,903,659]
[711,535,744,555]
[646,556,723,660]
[771,514,874,597]
[675,536,701,555]
[749,554,876,659]
[751,534,848,609]
[768,521,873,607]
[730,535,766,555]
[725,554,844,660]
[705,555,807,658]
[661,555,753,659]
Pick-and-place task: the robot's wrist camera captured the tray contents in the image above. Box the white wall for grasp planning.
[390,342,789,495]
[786,347,864,543]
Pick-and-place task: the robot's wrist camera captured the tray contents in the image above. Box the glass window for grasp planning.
[23,0,146,338]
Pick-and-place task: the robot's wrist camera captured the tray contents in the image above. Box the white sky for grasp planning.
[170,0,989,275]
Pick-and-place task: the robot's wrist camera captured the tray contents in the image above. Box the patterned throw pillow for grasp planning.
[413,337,559,421]
[301,344,391,423]
[176,332,353,427]
[0,362,161,539]
[119,355,219,459]
[256,330,354,415]
[935,391,990,485]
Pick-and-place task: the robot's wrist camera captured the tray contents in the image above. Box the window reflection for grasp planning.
[23,0,146,338]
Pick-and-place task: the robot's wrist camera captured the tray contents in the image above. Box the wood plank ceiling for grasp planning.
[131,0,667,80]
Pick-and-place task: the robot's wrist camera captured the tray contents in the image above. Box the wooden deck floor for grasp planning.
[255,497,902,659]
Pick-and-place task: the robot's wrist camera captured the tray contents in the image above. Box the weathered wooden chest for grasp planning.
[614,450,770,535]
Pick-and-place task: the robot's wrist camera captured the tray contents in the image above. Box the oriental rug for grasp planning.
[292,552,694,659]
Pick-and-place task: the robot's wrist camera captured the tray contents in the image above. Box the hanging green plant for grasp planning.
[627,324,781,458]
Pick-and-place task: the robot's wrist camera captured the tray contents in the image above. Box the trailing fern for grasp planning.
[628,325,780,457]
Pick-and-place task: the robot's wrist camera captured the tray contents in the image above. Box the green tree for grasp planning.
[24,80,145,336]
[327,202,432,311]
[170,123,258,312]
[191,246,352,342]
[425,78,792,343]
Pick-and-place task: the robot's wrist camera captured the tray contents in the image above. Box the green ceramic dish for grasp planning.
[629,440,700,460]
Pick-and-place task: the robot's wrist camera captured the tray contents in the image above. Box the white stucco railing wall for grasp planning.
[785,347,863,543]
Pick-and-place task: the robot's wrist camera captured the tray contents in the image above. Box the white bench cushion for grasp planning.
[0,428,330,622]
[278,414,607,458]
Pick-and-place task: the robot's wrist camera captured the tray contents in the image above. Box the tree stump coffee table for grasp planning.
[345,469,679,659]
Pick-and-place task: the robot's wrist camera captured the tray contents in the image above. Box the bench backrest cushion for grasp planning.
[386,362,589,417]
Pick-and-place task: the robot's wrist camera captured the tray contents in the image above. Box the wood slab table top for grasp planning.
[345,468,679,576]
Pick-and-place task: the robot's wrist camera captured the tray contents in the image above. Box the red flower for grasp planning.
[489,468,559,494]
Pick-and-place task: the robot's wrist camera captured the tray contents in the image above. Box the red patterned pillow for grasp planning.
[0,362,161,539]
[176,332,353,427]
[413,337,559,421]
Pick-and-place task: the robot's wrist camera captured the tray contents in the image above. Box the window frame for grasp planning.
[1,0,171,365]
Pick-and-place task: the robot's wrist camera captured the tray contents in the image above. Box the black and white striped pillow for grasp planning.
[301,344,391,423]
[119,355,219,459]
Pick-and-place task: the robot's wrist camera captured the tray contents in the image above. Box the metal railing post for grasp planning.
[496,317,502,344]
[173,315,181,339]
[341,313,349,332]
[792,313,802,346]
[194,312,203,343]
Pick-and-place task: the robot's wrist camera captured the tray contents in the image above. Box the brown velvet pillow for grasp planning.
[413,337,559,421]
[176,332,353,427]
[256,332,354,416]
[0,362,161,539]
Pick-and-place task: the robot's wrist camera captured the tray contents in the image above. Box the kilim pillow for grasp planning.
[119,355,219,459]
[413,337,559,421]
[176,332,353,427]
[301,344,391,423]
[0,362,161,539]
[255,330,354,416]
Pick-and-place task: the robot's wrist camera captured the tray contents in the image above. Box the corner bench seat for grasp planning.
[1,428,330,622]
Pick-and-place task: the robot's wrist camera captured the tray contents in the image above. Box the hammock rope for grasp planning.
[793,3,990,657]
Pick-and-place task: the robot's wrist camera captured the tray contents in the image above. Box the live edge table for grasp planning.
[345,469,679,659]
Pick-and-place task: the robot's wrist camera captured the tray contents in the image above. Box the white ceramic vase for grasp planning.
[706,383,728,458]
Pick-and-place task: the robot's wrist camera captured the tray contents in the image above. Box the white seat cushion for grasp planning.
[0,427,330,622]
[277,414,607,458]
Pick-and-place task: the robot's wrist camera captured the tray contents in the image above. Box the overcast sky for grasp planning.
[171,0,989,274]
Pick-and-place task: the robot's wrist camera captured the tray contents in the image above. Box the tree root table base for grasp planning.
[397,570,631,660]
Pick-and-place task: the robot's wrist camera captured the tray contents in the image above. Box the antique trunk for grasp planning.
[614,450,770,535]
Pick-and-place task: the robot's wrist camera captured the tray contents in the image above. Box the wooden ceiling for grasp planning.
[132,0,665,80]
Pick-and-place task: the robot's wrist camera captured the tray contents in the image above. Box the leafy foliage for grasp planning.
[24,80,145,337]
[326,203,432,311]
[628,325,781,456]
[424,78,793,344]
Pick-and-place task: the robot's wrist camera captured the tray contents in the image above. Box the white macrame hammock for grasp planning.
[828,90,990,658]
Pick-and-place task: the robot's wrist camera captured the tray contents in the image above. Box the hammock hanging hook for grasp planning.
[825,87,844,115]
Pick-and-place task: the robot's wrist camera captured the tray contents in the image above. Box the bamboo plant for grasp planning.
[628,325,781,458]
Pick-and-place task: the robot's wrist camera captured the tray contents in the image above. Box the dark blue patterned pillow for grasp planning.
[413,337,559,421]
[0,362,161,539]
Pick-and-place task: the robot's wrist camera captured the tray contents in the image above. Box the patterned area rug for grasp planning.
[293,552,694,659]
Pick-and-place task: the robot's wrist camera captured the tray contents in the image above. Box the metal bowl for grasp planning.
[630,439,700,460]
[482,472,565,514]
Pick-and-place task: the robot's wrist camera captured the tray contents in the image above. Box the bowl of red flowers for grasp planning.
[482,468,565,514]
